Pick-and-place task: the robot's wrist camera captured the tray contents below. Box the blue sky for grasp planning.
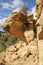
[0,0,36,31]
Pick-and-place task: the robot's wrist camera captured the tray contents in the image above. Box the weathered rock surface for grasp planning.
[36,0,43,40]
[2,12,34,45]
[0,0,43,65]
[0,39,39,65]
[0,39,43,65]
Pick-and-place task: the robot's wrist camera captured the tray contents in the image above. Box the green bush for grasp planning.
[0,43,5,52]
[6,35,17,46]
[0,32,18,52]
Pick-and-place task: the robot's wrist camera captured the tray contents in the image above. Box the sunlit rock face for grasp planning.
[36,0,43,40]
[37,10,43,40]
[0,39,39,65]
[2,12,34,44]
[0,1,43,65]
[2,12,29,44]
[38,30,43,40]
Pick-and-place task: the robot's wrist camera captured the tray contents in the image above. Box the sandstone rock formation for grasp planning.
[0,0,43,65]
[36,0,43,40]
[2,12,34,45]
[0,39,39,65]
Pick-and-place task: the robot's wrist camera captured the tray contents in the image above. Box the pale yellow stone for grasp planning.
[7,45,17,52]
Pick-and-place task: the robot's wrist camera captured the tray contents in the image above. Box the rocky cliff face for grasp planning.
[36,0,43,40]
[2,12,34,45]
[0,0,43,65]
[0,39,43,65]
[0,39,39,65]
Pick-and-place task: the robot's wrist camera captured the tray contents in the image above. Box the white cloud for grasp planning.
[1,3,10,9]
[0,18,6,31]
[13,7,21,12]
[30,6,37,20]
[0,18,6,25]
[28,10,30,14]
[1,0,24,9]
[0,16,2,19]
[28,6,37,20]
[28,6,36,14]
[31,6,36,14]
[11,0,24,8]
